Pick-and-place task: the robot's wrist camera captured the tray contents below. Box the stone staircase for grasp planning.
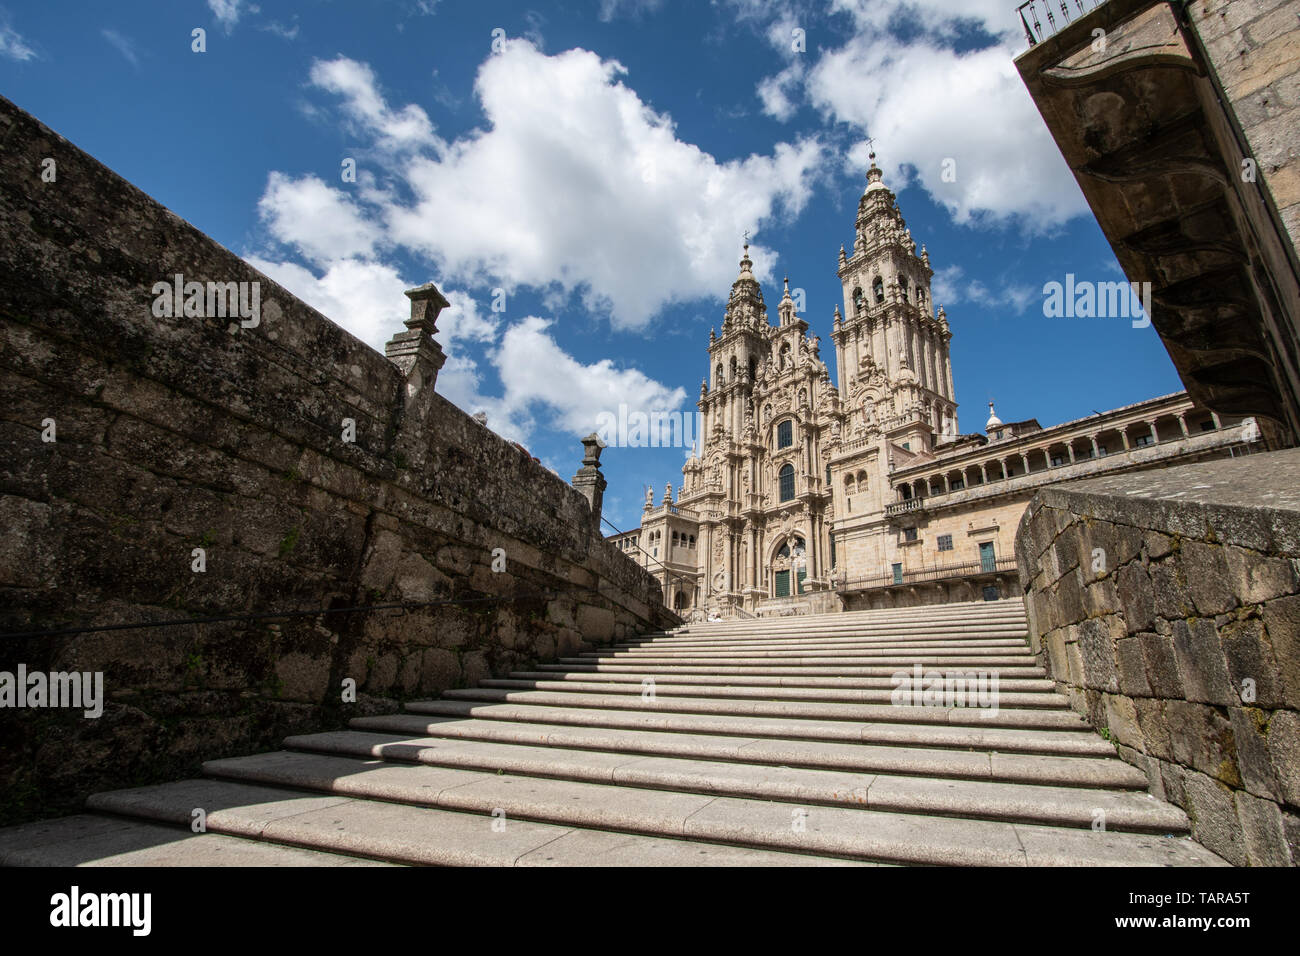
[0,600,1227,866]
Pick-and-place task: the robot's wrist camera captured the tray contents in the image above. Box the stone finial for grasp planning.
[662,482,673,505]
[386,281,450,391]
[404,282,451,333]
[580,432,604,466]
[572,433,607,520]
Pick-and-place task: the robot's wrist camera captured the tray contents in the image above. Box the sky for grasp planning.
[0,0,1186,533]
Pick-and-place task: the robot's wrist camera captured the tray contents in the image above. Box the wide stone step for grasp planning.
[431,688,1079,729]
[0,812,397,867]
[508,670,1059,692]
[192,750,1222,866]
[580,646,1035,660]
[478,678,1067,709]
[560,654,1039,668]
[535,662,1050,678]
[401,700,1110,753]
[605,638,1030,653]
[638,625,1031,643]
[660,618,1027,639]
[347,714,1149,787]
[613,634,1029,650]
[285,729,1175,831]
[84,778,857,867]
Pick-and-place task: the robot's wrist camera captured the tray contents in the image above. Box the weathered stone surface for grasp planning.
[1016,449,1300,864]
[1114,636,1152,697]
[1180,541,1237,616]
[1228,707,1280,802]
[1115,562,1156,634]
[1183,771,1246,866]
[0,97,676,826]
[1170,619,1236,706]
[1077,618,1120,692]
[1235,790,1292,866]
[1262,594,1300,708]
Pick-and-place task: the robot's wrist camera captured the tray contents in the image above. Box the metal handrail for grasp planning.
[1017,0,1108,46]
[602,515,694,611]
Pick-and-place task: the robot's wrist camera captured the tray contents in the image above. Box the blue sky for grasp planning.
[1,0,1185,532]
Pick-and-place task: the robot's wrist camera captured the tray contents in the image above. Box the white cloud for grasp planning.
[308,57,441,153]
[743,0,1088,229]
[260,19,299,40]
[932,264,1036,315]
[0,12,35,61]
[257,172,384,265]
[757,61,804,122]
[247,42,798,443]
[370,41,821,329]
[207,0,244,33]
[101,29,139,69]
[492,316,687,437]
[597,0,665,22]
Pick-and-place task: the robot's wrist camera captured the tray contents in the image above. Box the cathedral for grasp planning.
[609,157,1260,618]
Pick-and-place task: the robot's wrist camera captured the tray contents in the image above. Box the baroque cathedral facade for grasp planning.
[609,159,1258,618]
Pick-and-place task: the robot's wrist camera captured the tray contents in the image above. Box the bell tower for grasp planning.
[832,153,957,448]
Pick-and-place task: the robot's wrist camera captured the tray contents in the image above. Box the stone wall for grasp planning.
[1016,450,1300,865]
[1191,0,1300,261]
[0,96,676,825]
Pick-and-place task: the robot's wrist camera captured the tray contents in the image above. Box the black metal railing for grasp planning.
[1018,0,1108,46]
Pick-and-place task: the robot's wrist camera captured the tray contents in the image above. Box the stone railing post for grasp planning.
[385,282,449,401]
[572,433,607,521]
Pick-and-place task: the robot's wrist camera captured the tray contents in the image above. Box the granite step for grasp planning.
[187,750,1222,867]
[283,729,1172,830]
[476,678,1068,708]
[0,600,1223,867]
[430,688,1082,729]
[83,778,860,867]
[345,714,1148,787]
[534,662,1050,677]
[506,669,1060,692]
[398,700,1110,753]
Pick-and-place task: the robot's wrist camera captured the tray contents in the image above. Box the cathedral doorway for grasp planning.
[770,535,807,597]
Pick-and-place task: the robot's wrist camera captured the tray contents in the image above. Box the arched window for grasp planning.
[900,277,909,302]
[845,474,856,494]
[730,356,737,379]
[872,276,884,303]
[778,463,795,501]
[716,363,724,385]
[853,287,864,314]
[748,357,757,381]
[777,419,793,448]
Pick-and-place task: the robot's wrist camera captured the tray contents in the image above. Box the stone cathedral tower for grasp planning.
[833,154,957,449]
